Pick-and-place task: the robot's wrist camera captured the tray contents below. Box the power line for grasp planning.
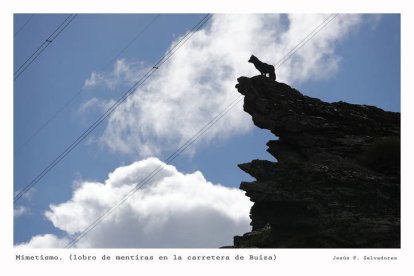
[274,14,338,69]
[14,14,161,154]
[14,14,35,38]
[14,14,212,204]
[65,95,242,248]
[14,14,77,81]
[64,13,340,248]
[104,14,162,69]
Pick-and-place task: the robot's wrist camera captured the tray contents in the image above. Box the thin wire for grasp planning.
[14,14,78,81]
[274,14,338,69]
[104,14,162,69]
[64,13,340,248]
[14,14,35,38]
[15,14,161,154]
[14,14,76,77]
[14,14,212,204]
[65,95,242,248]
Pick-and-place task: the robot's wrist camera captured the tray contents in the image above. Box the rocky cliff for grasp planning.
[232,76,400,248]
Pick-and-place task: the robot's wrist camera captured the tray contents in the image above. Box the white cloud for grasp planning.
[15,234,69,248]
[17,158,252,248]
[14,187,36,201]
[83,71,100,88]
[77,97,116,114]
[82,14,363,157]
[83,59,146,90]
[14,205,29,218]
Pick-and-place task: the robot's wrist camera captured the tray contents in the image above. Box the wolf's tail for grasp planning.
[269,69,276,81]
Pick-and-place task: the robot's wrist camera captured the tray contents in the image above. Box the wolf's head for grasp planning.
[248,55,257,63]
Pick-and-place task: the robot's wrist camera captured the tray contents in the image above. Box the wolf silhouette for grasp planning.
[248,55,276,81]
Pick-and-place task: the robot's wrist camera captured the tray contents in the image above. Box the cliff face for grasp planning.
[233,76,400,248]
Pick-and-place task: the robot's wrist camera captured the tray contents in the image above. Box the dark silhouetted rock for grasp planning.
[232,75,400,248]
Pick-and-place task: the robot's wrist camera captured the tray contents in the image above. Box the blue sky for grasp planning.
[13,14,400,247]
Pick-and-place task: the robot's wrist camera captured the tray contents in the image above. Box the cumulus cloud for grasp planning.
[81,14,363,157]
[17,158,252,248]
[15,234,69,248]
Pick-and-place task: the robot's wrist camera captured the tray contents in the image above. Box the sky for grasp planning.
[13,13,400,248]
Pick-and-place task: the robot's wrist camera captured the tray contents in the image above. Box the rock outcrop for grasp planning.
[232,76,400,248]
